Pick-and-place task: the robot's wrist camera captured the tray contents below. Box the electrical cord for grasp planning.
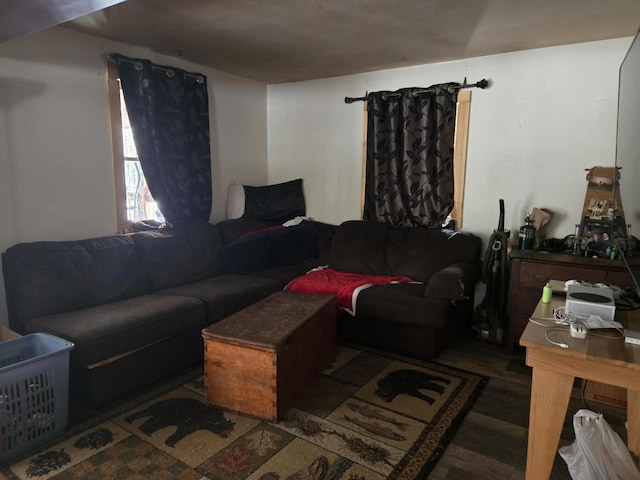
[527,307,569,326]
[528,313,625,347]
[545,328,569,349]
[528,317,555,327]
[553,307,569,324]
[528,317,570,347]
[588,328,625,340]
[581,379,598,413]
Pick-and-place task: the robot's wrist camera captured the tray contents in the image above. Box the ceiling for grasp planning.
[5,0,640,84]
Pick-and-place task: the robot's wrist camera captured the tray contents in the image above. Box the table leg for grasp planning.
[526,367,574,480]
[628,389,640,455]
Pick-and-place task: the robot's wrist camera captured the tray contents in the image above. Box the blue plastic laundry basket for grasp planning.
[0,333,74,463]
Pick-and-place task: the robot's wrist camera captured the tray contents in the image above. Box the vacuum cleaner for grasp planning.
[474,199,510,342]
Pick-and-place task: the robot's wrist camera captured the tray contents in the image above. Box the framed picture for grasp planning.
[579,217,627,257]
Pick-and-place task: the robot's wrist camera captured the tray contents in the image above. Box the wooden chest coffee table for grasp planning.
[201,292,337,421]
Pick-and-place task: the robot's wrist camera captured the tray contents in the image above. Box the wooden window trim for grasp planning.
[106,62,131,233]
[450,90,471,228]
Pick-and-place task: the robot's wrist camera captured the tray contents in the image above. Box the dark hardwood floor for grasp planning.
[430,334,630,480]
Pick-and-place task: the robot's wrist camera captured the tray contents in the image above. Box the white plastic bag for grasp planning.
[559,409,640,479]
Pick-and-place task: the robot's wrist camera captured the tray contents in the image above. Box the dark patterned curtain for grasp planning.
[363,84,459,227]
[113,54,212,226]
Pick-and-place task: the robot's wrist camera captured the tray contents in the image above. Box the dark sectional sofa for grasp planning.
[330,220,482,359]
[1,218,481,408]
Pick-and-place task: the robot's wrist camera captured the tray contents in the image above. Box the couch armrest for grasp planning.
[424,262,479,299]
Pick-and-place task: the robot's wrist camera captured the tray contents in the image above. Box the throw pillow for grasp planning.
[242,178,306,222]
[226,179,245,219]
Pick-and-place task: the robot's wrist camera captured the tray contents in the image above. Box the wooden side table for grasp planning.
[520,294,640,479]
[508,250,638,351]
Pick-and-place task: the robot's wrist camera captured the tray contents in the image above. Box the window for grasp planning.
[107,62,164,232]
[359,90,471,227]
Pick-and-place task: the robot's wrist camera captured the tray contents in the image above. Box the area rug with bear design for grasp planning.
[2,345,488,480]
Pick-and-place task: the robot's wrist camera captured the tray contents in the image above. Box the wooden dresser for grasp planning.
[507,250,638,351]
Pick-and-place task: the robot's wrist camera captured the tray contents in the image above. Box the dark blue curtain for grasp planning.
[363,84,458,227]
[113,54,212,226]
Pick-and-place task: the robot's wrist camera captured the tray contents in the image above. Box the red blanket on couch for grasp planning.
[285,266,417,315]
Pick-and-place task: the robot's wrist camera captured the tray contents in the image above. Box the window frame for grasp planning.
[107,61,130,233]
[449,90,471,228]
[107,62,164,231]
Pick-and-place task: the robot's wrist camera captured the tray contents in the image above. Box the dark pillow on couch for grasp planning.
[329,220,391,275]
[223,223,318,274]
[242,179,306,222]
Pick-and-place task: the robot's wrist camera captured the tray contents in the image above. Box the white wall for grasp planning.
[267,38,632,247]
[0,27,268,327]
[0,30,634,328]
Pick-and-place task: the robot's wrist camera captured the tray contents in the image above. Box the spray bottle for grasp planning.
[518,210,535,250]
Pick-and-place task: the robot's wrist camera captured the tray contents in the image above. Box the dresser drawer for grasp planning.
[518,261,634,290]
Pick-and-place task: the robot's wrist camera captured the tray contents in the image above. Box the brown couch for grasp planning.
[328,221,482,359]
[1,216,479,408]
[1,219,331,407]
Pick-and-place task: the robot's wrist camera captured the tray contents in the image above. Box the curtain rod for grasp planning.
[344,78,490,104]
[105,54,205,83]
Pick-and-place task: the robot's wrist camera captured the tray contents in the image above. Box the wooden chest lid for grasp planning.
[202,292,336,350]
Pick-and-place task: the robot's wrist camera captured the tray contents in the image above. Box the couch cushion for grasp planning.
[133,222,224,291]
[157,274,282,323]
[329,220,390,275]
[250,263,318,285]
[2,235,148,332]
[216,218,278,244]
[25,294,206,366]
[354,283,451,329]
[307,220,336,265]
[223,223,319,274]
[386,228,480,283]
[424,263,478,299]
